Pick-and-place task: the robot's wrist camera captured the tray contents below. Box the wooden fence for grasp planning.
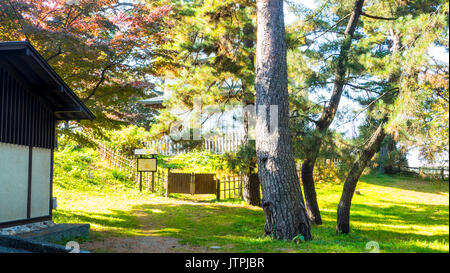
[98,143,345,198]
[98,143,245,198]
[166,173,218,195]
[164,171,244,200]
[144,132,245,156]
[98,143,168,193]
[98,143,448,201]
[398,166,449,180]
[216,175,243,200]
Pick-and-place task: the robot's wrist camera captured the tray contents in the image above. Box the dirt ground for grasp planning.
[80,199,219,253]
[81,236,208,253]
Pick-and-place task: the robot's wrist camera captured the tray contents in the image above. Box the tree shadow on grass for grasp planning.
[167,193,246,205]
[166,193,217,203]
[351,202,447,226]
[133,201,448,253]
[319,201,448,250]
[360,174,449,195]
[53,209,142,240]
[133,203,264,247]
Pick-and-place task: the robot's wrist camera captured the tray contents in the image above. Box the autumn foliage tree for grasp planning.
[0,0,172,142]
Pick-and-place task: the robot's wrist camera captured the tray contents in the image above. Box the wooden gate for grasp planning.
[194,174,216,194]
[167,172,191,194]
[166,171,216,196]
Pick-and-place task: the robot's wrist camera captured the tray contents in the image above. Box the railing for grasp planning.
[98,142,349,196]
[398,166,449,180]
[98,143,168,193]
[98,143,246,198]
[99,142,448,202]
[216,175,243,200]
[144,132,245,156]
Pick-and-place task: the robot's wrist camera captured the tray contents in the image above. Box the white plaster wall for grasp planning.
[30,147,51,218]
[0,143,29,223]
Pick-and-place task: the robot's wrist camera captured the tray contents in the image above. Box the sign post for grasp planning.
[134,149,158,192]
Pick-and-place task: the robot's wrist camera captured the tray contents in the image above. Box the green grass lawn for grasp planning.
[52,146,449,253]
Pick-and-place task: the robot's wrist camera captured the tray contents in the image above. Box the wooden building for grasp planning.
[0,41,94,228]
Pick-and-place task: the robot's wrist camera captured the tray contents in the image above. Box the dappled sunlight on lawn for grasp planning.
[52,172,449,253]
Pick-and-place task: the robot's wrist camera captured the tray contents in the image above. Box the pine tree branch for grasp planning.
[361,12,397,21]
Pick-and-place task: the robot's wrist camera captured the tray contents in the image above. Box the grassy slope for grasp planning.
[52,147,449,253]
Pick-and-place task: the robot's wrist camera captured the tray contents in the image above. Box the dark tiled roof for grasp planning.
[0,41,95,121]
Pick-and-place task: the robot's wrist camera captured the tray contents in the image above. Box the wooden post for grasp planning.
[157,170,161,191]
[239,176,243,199]
[234,176,236,198]
[139,171,142,192]
[216,177,220,200]
[165,168,170,197]
[228,176,231,199]
[190,172,195,195]
[441,168,445,180]
[151,171,155,192]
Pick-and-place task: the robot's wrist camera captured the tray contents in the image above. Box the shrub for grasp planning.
[105,125,151,156]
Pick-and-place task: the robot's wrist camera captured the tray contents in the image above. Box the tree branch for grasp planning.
[45,46,63,62]
[345,83,383,95]
[83,64,114,103]
[7,0,30,41]
[361,12,397,21]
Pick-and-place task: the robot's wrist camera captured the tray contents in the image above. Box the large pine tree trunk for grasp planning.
[255,0,311,241]
[336,120,387,234]
[301,0,365,225]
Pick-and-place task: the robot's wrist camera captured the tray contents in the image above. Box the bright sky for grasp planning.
[284,0,318,24]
